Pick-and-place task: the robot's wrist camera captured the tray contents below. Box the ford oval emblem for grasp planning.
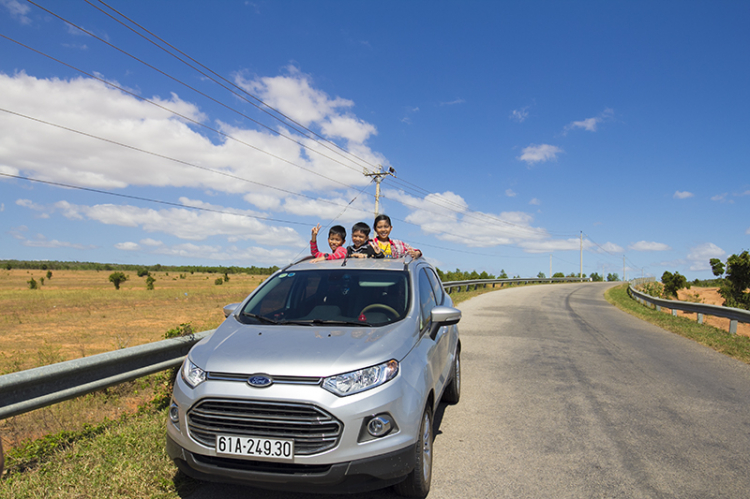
[247,375,273,388]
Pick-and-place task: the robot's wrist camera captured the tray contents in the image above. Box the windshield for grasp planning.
[238,269,410,327]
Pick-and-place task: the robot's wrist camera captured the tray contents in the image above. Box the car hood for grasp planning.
[189,317,418,377]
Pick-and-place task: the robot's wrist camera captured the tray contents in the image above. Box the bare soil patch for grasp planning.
[661,287,750,337]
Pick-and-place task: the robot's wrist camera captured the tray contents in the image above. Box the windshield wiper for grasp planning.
[241,313,280,325]
[310,319,373,327]
[278,319,372,327]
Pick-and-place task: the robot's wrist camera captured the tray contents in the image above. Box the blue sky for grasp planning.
[1,0,748,280]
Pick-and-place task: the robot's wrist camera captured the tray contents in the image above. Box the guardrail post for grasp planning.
[672,310,677,317]
[1,437,4,476]
[730,320,738,335]
[697,313,703,324]
[656,305,661,312]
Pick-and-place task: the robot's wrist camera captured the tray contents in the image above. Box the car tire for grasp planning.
[441,348,461,404]
[394,405,433,498]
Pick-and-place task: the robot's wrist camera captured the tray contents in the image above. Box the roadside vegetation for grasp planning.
[605,283,750,365]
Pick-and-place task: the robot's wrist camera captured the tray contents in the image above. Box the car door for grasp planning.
[417,266,451,396]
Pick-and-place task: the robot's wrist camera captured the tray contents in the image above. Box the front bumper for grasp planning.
[167,433,415,493]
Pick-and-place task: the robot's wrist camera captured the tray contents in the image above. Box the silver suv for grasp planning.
[166,256,461,497]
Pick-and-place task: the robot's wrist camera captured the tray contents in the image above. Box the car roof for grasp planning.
[284,256,419,273]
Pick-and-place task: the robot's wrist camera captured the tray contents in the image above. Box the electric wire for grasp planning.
[0,33,362,192]
[25,0,372,177]
[90,0,378,173]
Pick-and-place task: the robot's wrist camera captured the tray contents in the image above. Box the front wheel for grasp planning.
[394,406,433,498]
[441,348,461,404]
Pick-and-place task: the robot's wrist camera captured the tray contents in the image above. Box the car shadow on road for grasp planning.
[173,402,453,499]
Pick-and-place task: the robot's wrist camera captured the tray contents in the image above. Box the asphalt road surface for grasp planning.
[184,283,750,498]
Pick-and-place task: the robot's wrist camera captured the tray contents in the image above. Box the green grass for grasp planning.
[0,406,198,499]
[605,283,750,365]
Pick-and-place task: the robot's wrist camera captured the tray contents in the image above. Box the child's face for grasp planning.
[351,230,368,248]
[375,220,392,240]
[328,233,344,252]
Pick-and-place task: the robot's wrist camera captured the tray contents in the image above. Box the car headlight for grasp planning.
[322,360,399,397]
[181,358,206,388]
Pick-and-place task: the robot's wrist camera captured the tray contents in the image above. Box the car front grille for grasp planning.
[187,398,342,455]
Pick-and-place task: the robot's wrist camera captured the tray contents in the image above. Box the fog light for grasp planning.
[367,415,393,437]
[169,402,180,429]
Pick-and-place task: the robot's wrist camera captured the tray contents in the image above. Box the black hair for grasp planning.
[351,221,371,236]
[373,214,392,227]
[328,225,346,240]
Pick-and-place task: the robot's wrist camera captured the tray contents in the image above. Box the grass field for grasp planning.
[0,269,266,452]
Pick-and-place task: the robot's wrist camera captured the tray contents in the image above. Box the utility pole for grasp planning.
[550,254,552,279]
[579,231,583,279]
[364,165,396,216]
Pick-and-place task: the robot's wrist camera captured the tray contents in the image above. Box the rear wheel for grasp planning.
[441,348,461,404]
[394,406,433,498]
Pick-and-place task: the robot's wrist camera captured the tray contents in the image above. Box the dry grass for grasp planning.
[0,269,266,453]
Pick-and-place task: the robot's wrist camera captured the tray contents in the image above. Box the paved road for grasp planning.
[184,283,750,498]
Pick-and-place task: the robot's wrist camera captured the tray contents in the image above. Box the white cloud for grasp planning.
[629,241,672,251]
[711,193,729,202]
[1,0,31,24]
[140,238,163,247]
[440,99,465,106]
[673,191,694,199]
[517,144,563,165]
[8,226,95,249]
[595,242,625,254]
[383,189,549,248]
[150,242,300,266]
[505,189,517,197]
[15,198,307,246]
[510,108,529,123]
[0,71,375,211]
[529,198,541,206]
[115,242,140,251]
[686,242,725,271]
[563,108,614,134]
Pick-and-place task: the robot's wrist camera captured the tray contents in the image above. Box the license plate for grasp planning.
[216,434,294,461]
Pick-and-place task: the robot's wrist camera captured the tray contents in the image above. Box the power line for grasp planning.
[23,0,373,177]
[0,33,362,192]
[89,0,379,174]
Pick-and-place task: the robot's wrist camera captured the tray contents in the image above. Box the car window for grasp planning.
[240,269,410,326]
[424,267,445,305]
[418,268,437,332]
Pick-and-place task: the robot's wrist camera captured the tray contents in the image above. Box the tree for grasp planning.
[552,272,565,278]
[27,277,38,290]
[713,251,750,310]
[137,268,150,277]
[46,270,52,280]
[661,271,688,297]
[498,269,508,279]
[109,272,128,290]
[146,275,156,290]
[537,272,546,278]
[710,258,725,277]
[590,272,603,282]
[607,273,620,282]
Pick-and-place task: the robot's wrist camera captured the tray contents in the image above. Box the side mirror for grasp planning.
[223,303,240,318]
[429,306,461,339]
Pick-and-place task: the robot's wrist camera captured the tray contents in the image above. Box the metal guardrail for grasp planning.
[0,330,213,421]
[628,284,750,334]
[443,276,591,293]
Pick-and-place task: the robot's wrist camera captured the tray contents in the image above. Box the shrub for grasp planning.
[661,271,689,297]
[214,278,223,285]
[108,272,128,290]
[46,270,52,279]
[146,275,156,290]
[137,268,150,278]
[27,277,38,290]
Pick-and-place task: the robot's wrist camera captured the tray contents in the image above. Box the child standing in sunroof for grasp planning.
[346,222,383,259]
[371,214,422,259]
[310,224,347,262]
